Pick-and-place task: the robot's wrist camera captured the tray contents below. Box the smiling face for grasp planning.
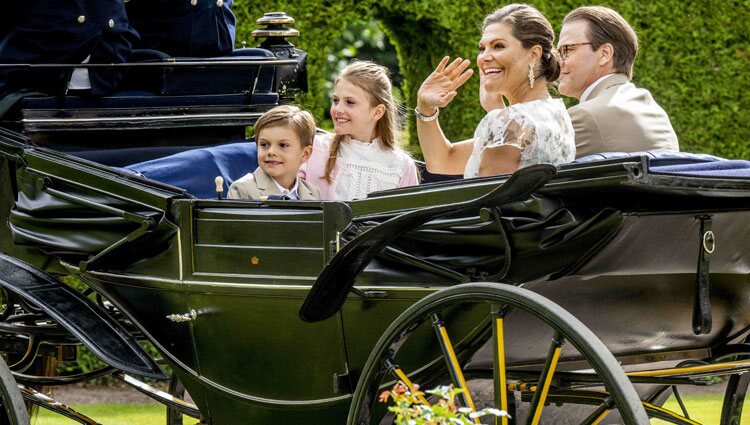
[557,20,603,100]
[256,125,312,189]
[477,23,537,104]
[330,78,385,142]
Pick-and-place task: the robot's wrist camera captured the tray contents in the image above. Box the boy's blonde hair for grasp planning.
[324,61,403,183]
[254,105,316,147]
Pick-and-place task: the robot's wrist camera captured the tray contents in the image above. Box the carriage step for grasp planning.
[20,385,100,425]
[115,372,201,418]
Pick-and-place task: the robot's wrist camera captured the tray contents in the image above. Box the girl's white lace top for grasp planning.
[332,136,413,200]
[300,134,419,201]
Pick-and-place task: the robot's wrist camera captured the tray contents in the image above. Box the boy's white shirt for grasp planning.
[271,176,300,200]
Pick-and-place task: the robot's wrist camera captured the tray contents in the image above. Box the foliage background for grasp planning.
[234,1,749,159]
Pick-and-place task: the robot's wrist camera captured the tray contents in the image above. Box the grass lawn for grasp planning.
[652,391,750,424]
[32,404,194,425]
[29,394,745,424]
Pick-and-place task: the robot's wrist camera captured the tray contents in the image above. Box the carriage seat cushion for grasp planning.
[125,141,259,199]
[574,151,724,166]
[19,47,279,111]
[123,47,278,96]
[575,151,750,178]
[649,159,750,177]
[18,91,278,110]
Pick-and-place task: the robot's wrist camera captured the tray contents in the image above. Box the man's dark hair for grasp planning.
[563,6,639,78]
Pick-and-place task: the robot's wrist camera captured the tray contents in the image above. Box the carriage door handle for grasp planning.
[167,309,198,323]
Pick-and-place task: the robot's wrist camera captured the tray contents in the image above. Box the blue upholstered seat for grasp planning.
[573,151,724,166]
[649,159,750,177]
[575,151,750,177]
[125,147,750,199]
[20,92,277,110]
[126,141,259,199]
[19,47,279,112]
[121,47,278,96]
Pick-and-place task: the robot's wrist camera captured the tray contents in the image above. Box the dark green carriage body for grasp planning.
[1,128,750,423]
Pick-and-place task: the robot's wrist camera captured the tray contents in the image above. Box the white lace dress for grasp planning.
[300,134,419,201]
[333,138,413,200]
[464,98,575,178]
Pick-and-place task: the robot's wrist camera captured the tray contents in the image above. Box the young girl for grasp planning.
[300,61,418,200]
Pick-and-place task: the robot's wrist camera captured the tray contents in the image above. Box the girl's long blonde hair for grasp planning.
[323,61,402,183]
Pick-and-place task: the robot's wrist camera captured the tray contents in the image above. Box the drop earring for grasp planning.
[528,63,535,89]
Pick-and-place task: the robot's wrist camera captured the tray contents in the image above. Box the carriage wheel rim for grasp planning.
[347,282,649,425]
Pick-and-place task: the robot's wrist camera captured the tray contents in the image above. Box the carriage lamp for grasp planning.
[252,12,300,44]
[252,12,308,98]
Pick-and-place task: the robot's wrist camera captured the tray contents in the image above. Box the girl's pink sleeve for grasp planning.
[302,135,327,181]
[300,135,336,199]
[399,156,420,187]
[299,135,325,180]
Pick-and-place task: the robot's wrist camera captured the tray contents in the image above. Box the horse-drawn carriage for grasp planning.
[0,12,749,425]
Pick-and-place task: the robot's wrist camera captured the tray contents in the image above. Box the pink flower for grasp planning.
[394,382,407,394]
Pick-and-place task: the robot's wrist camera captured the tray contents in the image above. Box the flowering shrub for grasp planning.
[379,381,508,425]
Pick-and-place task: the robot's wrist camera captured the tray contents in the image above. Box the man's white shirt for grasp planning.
[579,73,615,103]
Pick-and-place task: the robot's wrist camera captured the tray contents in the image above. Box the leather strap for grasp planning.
[693,215,713,335]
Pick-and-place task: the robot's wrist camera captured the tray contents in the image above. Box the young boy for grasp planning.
[228,105,321,200]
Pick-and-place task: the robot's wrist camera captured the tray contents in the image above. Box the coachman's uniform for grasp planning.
[125,0,236,57]
[0,0,139,102]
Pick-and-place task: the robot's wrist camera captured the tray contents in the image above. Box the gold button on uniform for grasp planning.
[191,0,197,5]
[108,19,115,28]
[77,15,86,24]
[216,0,223,6]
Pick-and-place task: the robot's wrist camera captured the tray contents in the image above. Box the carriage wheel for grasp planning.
[0,355,29,425]
[717,338,750,425]
[721,371,750,425]
[348,282,649,425]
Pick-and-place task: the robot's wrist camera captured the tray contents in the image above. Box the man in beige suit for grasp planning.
[557,6,679,158]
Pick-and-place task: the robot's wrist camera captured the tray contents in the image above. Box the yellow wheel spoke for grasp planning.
[432,313,481,424]
[492,306,509,425]
[390,364,430,406]
[528,332,564,425]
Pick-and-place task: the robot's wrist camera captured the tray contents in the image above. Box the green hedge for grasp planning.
[234,1,749,159]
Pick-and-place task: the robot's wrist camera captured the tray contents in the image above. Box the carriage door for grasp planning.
[186,201,352,403]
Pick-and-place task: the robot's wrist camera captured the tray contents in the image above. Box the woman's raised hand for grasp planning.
[417,56,473,114]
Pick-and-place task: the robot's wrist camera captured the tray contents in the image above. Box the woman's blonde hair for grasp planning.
[324,61,402,183]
